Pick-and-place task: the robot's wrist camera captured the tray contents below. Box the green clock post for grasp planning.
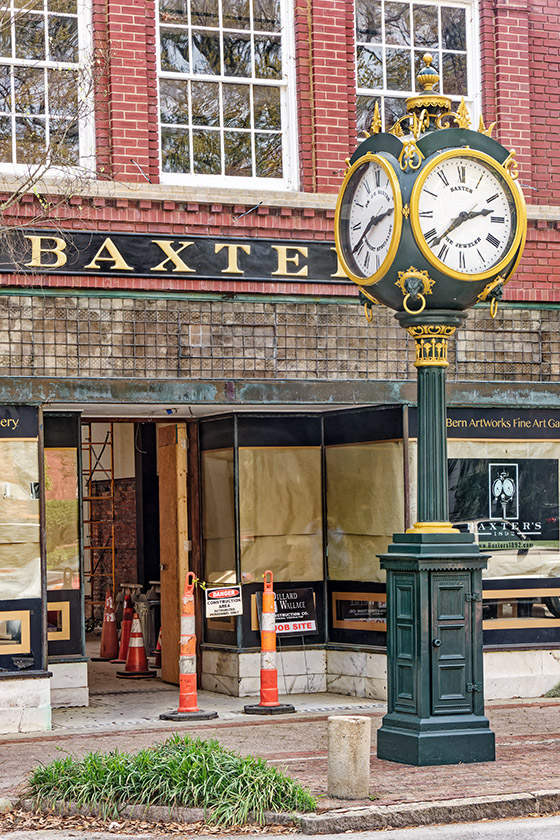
[335,56,527,766]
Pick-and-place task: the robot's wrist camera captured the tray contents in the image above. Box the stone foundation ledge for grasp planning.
[299,790,560,834]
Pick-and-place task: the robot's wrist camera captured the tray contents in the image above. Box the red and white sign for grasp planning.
[205,585,243,617]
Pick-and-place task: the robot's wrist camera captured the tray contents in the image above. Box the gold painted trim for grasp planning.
[483,589,560,599]
[332,591,387,631]
[47,600,71,642]
[334,152,403,288]
[410,148,527,283]
[406,521,460,534]
[483,618,560,629]
[0,610,31,655]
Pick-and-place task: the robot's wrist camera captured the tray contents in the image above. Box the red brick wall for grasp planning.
[91,478,137,614]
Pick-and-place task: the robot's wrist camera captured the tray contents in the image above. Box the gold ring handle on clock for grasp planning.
[409,147,527,283]
[403,293,426,314]
[334,152,403,287]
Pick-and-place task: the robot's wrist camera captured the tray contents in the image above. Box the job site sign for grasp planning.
[205,585,243,618]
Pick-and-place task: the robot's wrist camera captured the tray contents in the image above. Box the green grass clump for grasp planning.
[27,733,316,826]
[544,682,560,697]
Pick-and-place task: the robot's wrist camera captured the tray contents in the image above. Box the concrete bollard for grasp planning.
[327,715,371,800]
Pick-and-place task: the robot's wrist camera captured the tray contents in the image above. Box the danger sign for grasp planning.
[205,585,243,617]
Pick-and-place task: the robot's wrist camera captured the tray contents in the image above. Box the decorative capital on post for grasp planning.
[406,324,457,368]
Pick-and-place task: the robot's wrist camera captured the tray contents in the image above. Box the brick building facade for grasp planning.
[1,0,560,732]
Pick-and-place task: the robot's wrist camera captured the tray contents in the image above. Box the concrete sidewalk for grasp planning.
[2,658,560,833]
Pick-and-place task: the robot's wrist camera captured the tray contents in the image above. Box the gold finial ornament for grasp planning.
[370,101,382,135]
[478,115,496,138]
[406,324,457,368]
[405,53,452,117]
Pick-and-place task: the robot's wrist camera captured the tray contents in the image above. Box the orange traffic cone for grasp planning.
[160,572,218,720]
[111,592,134,664]
[244,571,295,715]
[153,627,162,669]
[91,590,119,661]
[116,612,156,678]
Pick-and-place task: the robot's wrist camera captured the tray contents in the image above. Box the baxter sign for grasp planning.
[1,230,349,285]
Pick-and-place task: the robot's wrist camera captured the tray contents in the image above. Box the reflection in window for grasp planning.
[355,0,473,135]
[158,0,288,181]
[45,448,80,591]
[0,619,21,644]
[0,0,85,167]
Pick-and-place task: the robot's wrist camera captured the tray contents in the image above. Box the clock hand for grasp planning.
[430,206,492,246]
[352,206,394,253]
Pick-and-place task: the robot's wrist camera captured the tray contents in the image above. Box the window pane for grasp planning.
[357,94,377,134]
[385,2,410,46]
[202,449,236,586]
[14,67,45,114]
[223,33,251,76]
[15,116,46,163]
[413,5,438,47]
[0,116,11,161]
[15,15,45,60]
[442,6,466,50]
[253,0,281,32]
[160,0,188,21]
[0,67,11,112]
[356,0,381,43]
[161,125,190,171]
[14,0,42,9]
[0,21,12,57]
[192,80,219,125]
[224,130,251,175]
[223,82,250,127]
[253,84,280,129]
[386,47,411,91]
[191,0,219,27]
[442,52,467,95]
[47,68,78,116]
[50,118,79,164]
[254,35,281,79]
[160,28,190,72]
[255,131,282,177]
[384,94,407,127]
[48,0,78,12]
[193,128,220,172]
[160,77,189,123]
[48,16,79,63]
[223,0,250,29]
[357,45,382,88]
[192,30,221,74]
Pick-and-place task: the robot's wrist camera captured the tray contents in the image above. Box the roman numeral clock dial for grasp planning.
[410,149,524,281]
[335,153,403,285]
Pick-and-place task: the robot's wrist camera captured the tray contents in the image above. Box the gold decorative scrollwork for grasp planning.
[402,204,410,219]
[406,324,457,368]
[398,139,425,172]
[359,286,380,306]
[477,276,505,303]
[504,149,519,180]
[478,115,496,138]
[435,97,472,131]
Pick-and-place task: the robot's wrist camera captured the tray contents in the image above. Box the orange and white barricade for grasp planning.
[160,571,218,721]
[116,612,156,679]
[244,570,295,715]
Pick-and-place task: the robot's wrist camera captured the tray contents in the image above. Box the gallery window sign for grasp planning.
[409,408,560,439]
[1,230,348,286]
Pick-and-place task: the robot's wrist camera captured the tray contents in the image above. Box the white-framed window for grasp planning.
[157,0,297,189]
[355,0,480,135]
[0,0,94,172]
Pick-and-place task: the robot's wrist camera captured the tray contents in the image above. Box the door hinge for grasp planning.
[465,592,482,602]
[467,682,483,692]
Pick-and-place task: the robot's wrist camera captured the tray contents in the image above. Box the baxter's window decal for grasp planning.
[355,0,476,134]
[158,0,293,184]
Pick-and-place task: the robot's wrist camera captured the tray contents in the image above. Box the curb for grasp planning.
[299,790,560,834]
[19,799,299,827]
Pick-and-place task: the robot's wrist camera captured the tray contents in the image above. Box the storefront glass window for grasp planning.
[158,0,294,185]
[326,440,405,582]
[355,0,477,135]
[0,439,41,600]
[202,448,236,584]
[238,447,322,582]
[45,448,79,591]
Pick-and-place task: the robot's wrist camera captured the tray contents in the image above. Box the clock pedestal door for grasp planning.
[377,311,495,766]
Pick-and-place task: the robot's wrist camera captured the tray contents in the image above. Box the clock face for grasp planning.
[335,153,402,284]
[411,150,523,281]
